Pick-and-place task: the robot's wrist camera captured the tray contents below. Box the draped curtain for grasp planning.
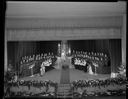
[7,41,37,74]
[70,40,110,56]
[8,39,121,75]
[7,41,60,75]
[69,39,121,73]
[109,39,121,73]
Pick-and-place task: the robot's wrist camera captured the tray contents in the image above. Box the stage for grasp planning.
[18,67,111,83]
[7,65,126,98]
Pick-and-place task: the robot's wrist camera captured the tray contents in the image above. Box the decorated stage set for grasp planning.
[4,40,127,98]
[4,1,127,98]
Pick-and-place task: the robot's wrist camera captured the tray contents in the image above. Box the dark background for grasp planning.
[7,39,121,73]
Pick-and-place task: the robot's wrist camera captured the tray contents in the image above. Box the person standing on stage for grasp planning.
[40,62,45,76]
[87,61,93,75]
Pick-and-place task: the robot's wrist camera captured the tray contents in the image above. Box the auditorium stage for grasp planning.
[18,68,111,83]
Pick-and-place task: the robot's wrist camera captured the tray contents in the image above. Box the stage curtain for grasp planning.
[15,41,37,63]
[70,40,111,74]
[7,41,37,76]
[109,39,121,73]
[7,42,16,69]
[18,42,37,74]
[94,40,111,74]
[70,40,110,55]
[94,40,110,55]
[7,41,60,77]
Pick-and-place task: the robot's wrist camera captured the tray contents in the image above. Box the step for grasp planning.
[57,91,72,94]
[57,91,71,93]
[57,90,70,93]
[58,90,71,93]
[57,87,71,90]
[57,93,70,95]
[57,93,73,97]
[58,86,71,88]
[57,89,71,92]
[57,96,73,98]
[57,93,72,96]
[58,84,71,87]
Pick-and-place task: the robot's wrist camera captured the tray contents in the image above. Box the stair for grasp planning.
[57,84,73,98]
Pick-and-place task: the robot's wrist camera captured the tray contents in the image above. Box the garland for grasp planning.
[7,80,57,87]
[5,80,57,97]
[71,77,127,89]
[71,77,127,97]
[5,76,127,97]
[73,89,126,97]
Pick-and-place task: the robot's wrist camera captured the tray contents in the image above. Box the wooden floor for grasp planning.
[19,68,111,83]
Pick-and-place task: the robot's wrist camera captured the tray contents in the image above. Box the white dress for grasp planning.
[40,63,45,76]
[88,65,93,75]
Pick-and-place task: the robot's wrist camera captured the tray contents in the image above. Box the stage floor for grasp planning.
[19,68,111,83]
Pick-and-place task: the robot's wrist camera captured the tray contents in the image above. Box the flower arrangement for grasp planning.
[118,64,126,77]
[4,80,57,97]
[71,77,127,97]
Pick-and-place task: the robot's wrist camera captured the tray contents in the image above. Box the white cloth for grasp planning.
[88,65,93,75]
[40,63,45,75]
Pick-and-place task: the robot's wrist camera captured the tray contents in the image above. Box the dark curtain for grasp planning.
[7,40,121,75]
[7,42,16,68]
[38,41,60,55]
[95,40,110,55]
[7,41,60,77]
[109,39,121,73]
[69,39,122,74]
[94,40,111,74]
[69,39,121,73]
[70,40,110,56]
[15,41,37,64]
[7,41,37,76]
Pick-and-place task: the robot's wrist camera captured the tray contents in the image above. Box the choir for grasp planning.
[74,58,87,66]
[72,50,110,67]
[19,52,57,77]
[18,50,110,77]
[72,50,110,74]
[20,52,55,65]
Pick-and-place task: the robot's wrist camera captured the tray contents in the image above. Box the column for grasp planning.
[4,30,7,74]
[122,14,126,66]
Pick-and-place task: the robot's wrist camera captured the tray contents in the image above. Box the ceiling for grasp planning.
[6,1,126,18]
[6,2,126,40]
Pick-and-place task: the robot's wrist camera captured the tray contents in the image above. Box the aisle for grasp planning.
[60,65,70,84]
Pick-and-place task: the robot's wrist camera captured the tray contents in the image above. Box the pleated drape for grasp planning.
[109,39,121,73]
[69,39,121,73]
[7,39,121,75]
[69,40,110,56]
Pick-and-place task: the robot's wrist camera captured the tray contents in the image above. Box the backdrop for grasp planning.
[69,39,121,73]
[109,39,121,73]
[7,39,121,75]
